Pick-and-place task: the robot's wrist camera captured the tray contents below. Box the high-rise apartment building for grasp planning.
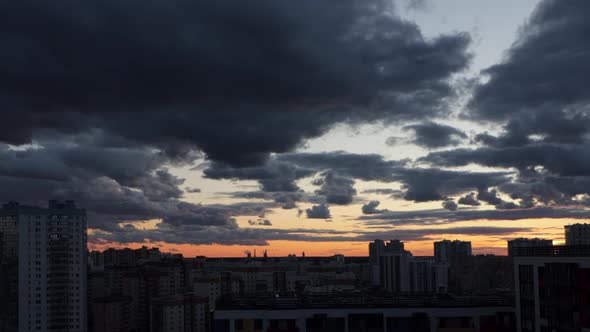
[11,200,87,332]
[507,238,553,256]
[565,223,590,245]
[369,240,408,288]
[0,202,20,262]
[378,249,413,293]
[434,240,472,264]
[370,240,449,293]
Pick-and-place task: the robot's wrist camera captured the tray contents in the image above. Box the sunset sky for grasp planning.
[2,0,590,257]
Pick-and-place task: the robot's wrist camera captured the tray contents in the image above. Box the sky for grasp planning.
[2,0,590,257]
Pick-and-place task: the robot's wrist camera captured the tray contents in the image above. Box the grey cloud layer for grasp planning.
[403,122,467,148]
[359,207,590,226]
[92,224,527,246]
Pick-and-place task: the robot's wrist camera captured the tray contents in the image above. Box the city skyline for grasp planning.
[3,0,590,258]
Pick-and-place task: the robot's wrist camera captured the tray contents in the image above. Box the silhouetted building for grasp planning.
[449,255,513,293]
[14,200,87,332]
[377,241,413,292]
[214,293,516,332]
[369,240,409,288]
[411,257,449,293]
[507,238,553,256]
[565,223,590,245]
[513,245,590,332]
[370,240,448,293]
[0,202,19,262]
[150,294,209,332]
[434,240,472,264]
[88,266,145,332]
[0,260,18,331]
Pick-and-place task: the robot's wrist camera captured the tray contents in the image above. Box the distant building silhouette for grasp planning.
[434,239,472,264]
[369,240,448,293]
[507,238,553,256]
[565,223,590,245]
[150,294,209,332]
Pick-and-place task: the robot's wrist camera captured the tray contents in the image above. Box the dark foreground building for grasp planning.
[213,292,516,332]
[513,245,590,332]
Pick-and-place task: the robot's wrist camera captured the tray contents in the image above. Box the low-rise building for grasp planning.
[150,293,210,332]
[214,292,516,332]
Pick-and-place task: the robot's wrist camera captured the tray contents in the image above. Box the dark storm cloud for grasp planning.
[407,0,590,214]
[422,144,590,177]
[92,224,527,246]
[248,219,273,226]
[457,192,480,206]
[361,188,405,199]
[306,204,332,219]
[314,172,357,205]
[442,200,458,211]
[0,139,281,231]
[202,151,404,203]
[466,0,590,151]
[423,143,590,209]
[0,0,471,166]
[469,0,590,121]
[228,191,325,209]
[207,151,510,204]
[392,168,511,202]
[203,160,314,192]
[278,152,405,182]
[403,122,467,148]
[476,189,503,206]
[499,174,590,207]
[359,206,590,226]
[361,201,388,214]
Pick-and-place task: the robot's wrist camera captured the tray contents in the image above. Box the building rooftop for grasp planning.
[215,292,514,310]
[511,245,590,257]
[1,201,86,216]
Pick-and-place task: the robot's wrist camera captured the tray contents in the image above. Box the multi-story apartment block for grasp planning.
[370,240,448,293]
[150,294,210,332]
[214,293,516,332]
[11,200,87,332]
[507,238,553,256]
[565,223,590,245]
[0,202,20,262]
[434,240,472,264]
[513,245,590,332]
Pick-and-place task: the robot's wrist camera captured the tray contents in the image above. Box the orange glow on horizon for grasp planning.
[89,239,510,257]
[87,217,575,258]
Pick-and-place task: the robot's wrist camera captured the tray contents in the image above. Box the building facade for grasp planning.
[14,201,87,332]
[434,240,472,264]
[513,245,590,332]
[150,294,210,332]
[214,293,516,332]
[565,223,590,245]
[507,238,553,256]
[371,240,448,293]
[0,202,20,262]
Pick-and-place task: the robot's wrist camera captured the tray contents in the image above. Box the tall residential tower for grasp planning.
[10,201,88,332]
